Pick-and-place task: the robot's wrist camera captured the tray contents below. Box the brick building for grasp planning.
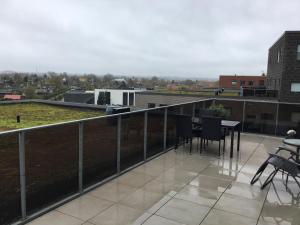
[267,31,300,102]
[219,75,266,89]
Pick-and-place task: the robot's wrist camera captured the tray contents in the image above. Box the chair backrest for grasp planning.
[201,116,222,140]
[176,115,192,138]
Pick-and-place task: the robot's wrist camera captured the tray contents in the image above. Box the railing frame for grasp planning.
[2,97,300,225]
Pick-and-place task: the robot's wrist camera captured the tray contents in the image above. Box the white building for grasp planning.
[94,89,144,106]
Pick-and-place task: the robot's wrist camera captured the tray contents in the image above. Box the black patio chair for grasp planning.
[200,116,226,156]
[250,146,300,189]
[175,115,193,153]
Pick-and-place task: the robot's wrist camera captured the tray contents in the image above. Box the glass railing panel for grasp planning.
[120,112,144,170]
[83,117,117,187]
[244,101,277,134]
[277,103,300,136]
[147,108,165,158]
[194,101,204,118]
[215,100,244,121]
[0,133,21,225]
[182,103,194,116]
[25,124,79,214]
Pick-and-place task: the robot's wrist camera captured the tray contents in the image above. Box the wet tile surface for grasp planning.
[29,133,299,225]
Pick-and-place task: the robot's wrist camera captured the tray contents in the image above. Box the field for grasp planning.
[0,103,105,131]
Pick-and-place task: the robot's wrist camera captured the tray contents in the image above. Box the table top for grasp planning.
[283,138,300,147]
[221,120,241,128]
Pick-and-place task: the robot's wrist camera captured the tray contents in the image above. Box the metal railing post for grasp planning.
[19,131,26,219]
[242,100,246,132]
[144,111,148,160]
[275,103,279,136]
[117,115,121,173]
[163,108,167,151]
[78,122,83,193]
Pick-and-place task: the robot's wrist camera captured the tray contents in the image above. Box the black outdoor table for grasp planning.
[283,138,300,162]
[192,119,241,158]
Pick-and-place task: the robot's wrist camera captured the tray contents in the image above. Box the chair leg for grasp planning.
[189,138,192,154]
[200,138,203,153]
[261,168,279,189]
[218,140,221,156]
[223,138,226,153]
[251,160,269,185]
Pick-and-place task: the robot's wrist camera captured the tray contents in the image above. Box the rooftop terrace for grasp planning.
[27,133,299,225]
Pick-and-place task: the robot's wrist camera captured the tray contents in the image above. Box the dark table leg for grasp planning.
[230,127,234,158]
[237,125,241,151]
[297,147,300,162]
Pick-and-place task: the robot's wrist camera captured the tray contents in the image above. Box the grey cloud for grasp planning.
[0,0,299,78]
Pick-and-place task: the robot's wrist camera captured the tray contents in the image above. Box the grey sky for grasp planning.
[0,0,299,78]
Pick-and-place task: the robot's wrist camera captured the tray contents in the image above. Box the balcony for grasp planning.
[0,98,300,225]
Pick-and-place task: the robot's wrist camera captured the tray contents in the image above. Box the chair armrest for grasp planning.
[269,153,300,168]
[276,146,299,156]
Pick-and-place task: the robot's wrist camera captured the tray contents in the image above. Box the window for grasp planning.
[277,51,280,63]
[231,80,237,86]
[240,81,245,86]
[129,93,134,106]
[297,44,300,60]
[291,83,300,92]
[123,92,128,105]
[148,103,155,108]
[248,81,254,86]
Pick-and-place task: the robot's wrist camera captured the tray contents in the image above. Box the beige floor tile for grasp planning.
[189,175,231,192]
[27,211,83,225]
[175,185,221,207]
[211,158,244,172]
[89,181,137,202]
[257,217,278,225]
[116,171,154,188]
[156,198,210,225]
[225,181,267,202]
[57,195,113,221]
[120,189,164,210]
[89,204,144,225]
[156,168,198,184]
[260,202,300,225]
[147,195,173,214]
[174,158,211,173]
[201,209,257,225]
[214,193,263,219]
[200,165,238,180]
[132,212,152,225]
[143,215,185,225]
[133,162,167,177]
[144,178,186,195]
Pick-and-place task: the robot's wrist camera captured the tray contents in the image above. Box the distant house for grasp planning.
[3,94,22,100]
[63,91,94,104]
[94,89,145,106]
[219,75,266,89]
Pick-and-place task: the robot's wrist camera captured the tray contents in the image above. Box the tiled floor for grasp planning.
[28,133,300,225]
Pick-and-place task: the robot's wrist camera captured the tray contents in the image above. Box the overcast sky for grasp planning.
[0,0,299,78]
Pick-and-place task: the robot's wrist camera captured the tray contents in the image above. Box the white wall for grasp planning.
[94,89,144,106]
